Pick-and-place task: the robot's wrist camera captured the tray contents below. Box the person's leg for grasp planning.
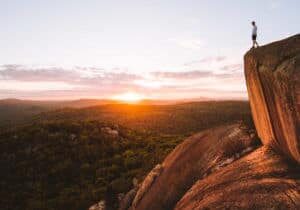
[252,35,256,48]
[253,35,258,48]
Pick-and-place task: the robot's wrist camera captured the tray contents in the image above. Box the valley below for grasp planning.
[0,100,253,210]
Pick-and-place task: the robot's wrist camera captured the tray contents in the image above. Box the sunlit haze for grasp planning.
[0,0,299,100]
[112,92,144,103]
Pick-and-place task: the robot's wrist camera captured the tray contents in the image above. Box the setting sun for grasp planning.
[112,92,144,103]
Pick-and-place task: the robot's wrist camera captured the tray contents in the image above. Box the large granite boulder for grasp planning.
[244,34,300,163]
[129,123,259,210]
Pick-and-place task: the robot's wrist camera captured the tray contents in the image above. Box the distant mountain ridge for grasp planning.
[0,97,215,107]
[0,98,117,128]
[0,98,118,108]
[0,98,246,129]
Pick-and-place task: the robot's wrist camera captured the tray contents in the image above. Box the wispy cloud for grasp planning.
[151,64,243,80]
[151,70,213,79]
[0,63,246,100]
[0,65,140,85]
[0,65,143,99]
[184,56,226,66]
[0,65,80,82]
[220,64,242,71]
[198,56,226,63]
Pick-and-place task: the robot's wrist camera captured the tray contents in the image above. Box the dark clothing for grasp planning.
[252,34,257,41]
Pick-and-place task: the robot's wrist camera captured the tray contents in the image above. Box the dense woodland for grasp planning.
[0,101,254,210]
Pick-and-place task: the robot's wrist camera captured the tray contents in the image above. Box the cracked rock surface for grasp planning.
[175,146,300,210]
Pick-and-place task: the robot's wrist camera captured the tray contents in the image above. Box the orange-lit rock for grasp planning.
[244,34,300,163]
[174,147,300,210]
[128,123,259,210]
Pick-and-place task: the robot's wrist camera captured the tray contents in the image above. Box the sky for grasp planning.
[0,0,299,100]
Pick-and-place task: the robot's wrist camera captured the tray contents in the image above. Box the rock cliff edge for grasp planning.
[244,34,300,163]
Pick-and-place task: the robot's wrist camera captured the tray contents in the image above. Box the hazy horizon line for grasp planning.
[0,97,248,102]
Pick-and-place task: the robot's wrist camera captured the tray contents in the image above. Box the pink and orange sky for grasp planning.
[0,0,299,100]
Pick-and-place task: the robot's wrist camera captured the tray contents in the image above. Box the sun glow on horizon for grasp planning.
[112,92,144,103]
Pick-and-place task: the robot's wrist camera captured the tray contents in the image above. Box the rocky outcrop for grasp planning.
[244,34,300,163]
[175,35,300,209]
[89,200,105,210]
[128,123,259,210]
[175,147,300,209]
[131,164,163,209]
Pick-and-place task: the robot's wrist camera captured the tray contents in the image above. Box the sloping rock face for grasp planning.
[175,147,300,209]
[244,34,300,163]
[128,123,259,210]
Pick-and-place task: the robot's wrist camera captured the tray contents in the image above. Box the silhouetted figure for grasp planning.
[251,21,259,48]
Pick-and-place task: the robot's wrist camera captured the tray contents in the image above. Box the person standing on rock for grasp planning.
[251,21,259,48]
